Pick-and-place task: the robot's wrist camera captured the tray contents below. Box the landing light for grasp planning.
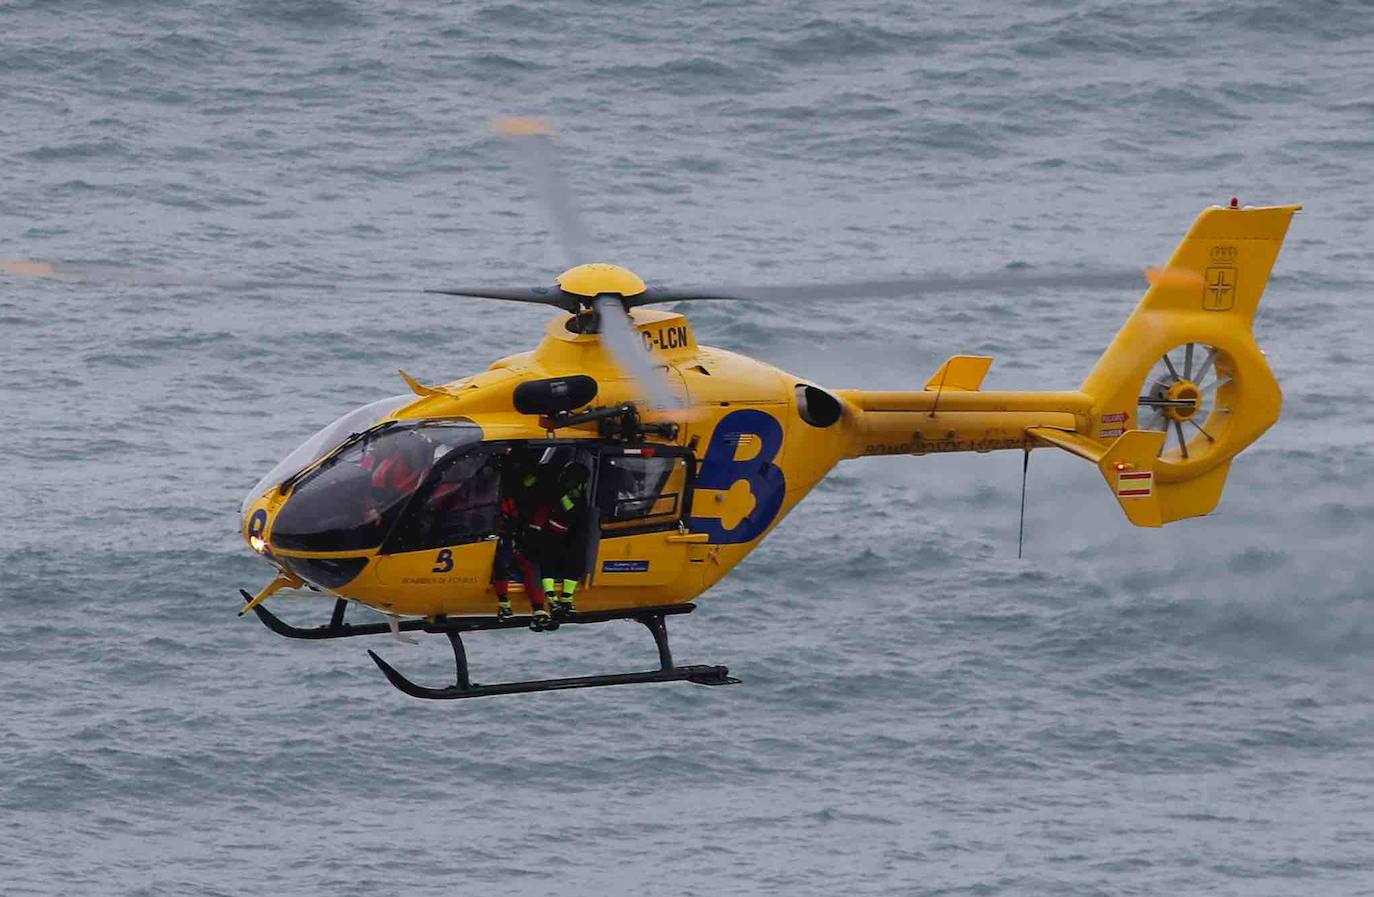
[249,535,267,554]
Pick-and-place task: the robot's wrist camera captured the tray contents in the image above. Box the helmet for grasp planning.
[362,430,432,493]
[560,462,590,489]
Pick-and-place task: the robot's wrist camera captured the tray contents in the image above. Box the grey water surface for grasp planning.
[3,2,1374,895]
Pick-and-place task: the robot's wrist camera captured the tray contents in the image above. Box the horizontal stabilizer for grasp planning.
[925,355,993,392]
[1028,427,1166,526]
[1096,430,1166,527]
[1028,425,1239,528]
[1025,426,1106,463]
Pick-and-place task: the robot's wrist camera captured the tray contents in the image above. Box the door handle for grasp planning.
[665,532,710,544]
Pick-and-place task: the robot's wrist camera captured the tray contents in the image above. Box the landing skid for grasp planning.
[239,591,739,700]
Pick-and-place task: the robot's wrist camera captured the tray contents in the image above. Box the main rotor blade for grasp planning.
[425,263,1199,307]
[626,288,748,307]
[424,285,580,313]
[593,296,685,411]
[2,259,590,311]
[0,259,412,295]
[707,267,1168,302]
[494,116,596,268]
[2,259,249,288]
[8,257,1201,315]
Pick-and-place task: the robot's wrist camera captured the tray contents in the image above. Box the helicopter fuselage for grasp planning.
[242,308,867,618]
[243,303,1109,618]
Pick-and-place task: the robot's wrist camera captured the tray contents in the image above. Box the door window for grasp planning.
[597,453,688,534]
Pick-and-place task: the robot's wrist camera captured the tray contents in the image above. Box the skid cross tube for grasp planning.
[240,591,739,699]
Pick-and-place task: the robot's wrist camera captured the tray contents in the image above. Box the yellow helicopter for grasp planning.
[5,121,1299,700]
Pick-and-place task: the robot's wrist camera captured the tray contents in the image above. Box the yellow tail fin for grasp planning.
[1061,203,1299,525]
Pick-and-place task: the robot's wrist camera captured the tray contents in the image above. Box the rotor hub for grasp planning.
[556,263,646,301]
[1163,381,1202,421]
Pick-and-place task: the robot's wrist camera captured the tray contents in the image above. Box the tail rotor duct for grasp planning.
[1137,342,1232,465]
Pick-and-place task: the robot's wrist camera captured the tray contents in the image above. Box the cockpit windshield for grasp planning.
[240,394,413,516]
[269,421,482,553]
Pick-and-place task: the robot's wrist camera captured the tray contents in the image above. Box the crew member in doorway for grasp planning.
[491,446,542,622]
[521,449,587,630]
[540,462,590,618]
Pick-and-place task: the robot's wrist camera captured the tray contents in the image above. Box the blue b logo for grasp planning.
[689,409,786,544]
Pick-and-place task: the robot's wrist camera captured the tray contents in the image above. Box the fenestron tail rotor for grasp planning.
[1137,342,1232,464]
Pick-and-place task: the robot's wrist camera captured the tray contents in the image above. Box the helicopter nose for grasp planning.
[244,504,270,554]
[241,499,372,591]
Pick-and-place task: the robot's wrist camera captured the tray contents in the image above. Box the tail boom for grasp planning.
[839,389,1091,458]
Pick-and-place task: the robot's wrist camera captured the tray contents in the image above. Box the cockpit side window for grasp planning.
[270,422,479,553]
[382,448,504,554]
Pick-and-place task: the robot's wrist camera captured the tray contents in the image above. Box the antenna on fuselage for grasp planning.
[1017,448,1030,559]
[928,365,950,419]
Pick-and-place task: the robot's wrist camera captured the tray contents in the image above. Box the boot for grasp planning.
[495,599,513,621]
